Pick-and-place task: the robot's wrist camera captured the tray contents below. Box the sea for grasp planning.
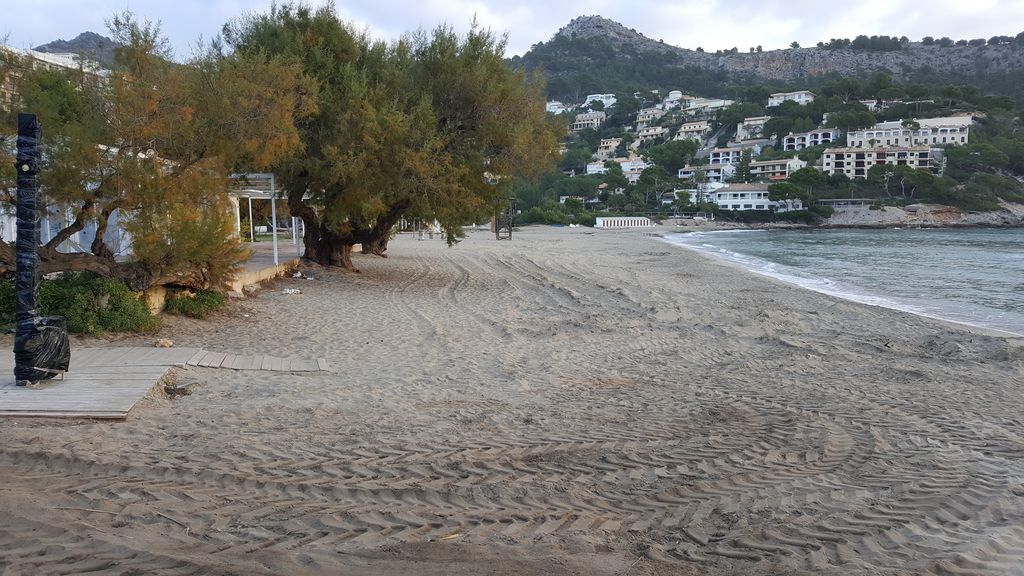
[661,227,1024,337]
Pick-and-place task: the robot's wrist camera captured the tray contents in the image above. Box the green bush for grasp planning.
[0,272,157,334]
[164,289,226,319]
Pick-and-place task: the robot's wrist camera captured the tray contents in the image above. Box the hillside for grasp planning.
[512,16,1024,102]
[33,32,118,69]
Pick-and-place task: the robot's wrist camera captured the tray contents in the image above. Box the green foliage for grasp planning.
[225,4,561,262]
[164,289,226,319]
[0,273,157,334]
[641,139,697,174]
[788,167,828,189]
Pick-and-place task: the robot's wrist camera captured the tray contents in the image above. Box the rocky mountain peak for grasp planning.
[33,32,118,69]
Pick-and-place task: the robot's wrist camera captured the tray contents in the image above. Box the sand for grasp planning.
[1,225,1023,575]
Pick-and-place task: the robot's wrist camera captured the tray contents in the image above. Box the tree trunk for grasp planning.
[361,235,389,257]
[337,244,357,271]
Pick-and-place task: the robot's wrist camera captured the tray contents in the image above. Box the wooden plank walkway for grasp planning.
[0,347,329,419]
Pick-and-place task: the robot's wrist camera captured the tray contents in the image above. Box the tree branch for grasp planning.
[44,200,95,250]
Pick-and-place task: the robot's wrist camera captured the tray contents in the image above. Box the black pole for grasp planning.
[12,113,70,386]
[13,114,41,385]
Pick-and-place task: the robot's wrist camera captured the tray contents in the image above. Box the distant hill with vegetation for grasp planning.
[33,32,118,69]
[510,16,1024,104]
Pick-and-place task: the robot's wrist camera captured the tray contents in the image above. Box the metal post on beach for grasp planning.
[271,174,278,266]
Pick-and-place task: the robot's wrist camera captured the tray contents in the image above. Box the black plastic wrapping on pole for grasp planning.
[13,113,70,385]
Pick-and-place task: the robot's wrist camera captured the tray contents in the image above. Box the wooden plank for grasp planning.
[210,352,228,368]
[259,356,273,371]
[0,411,126,419]
[197,351,226,368]
[291,359,319,372]
[186,349,207,366]
[316,358,329,372]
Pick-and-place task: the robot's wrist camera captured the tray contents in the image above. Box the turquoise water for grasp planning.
[662,227,1024,336]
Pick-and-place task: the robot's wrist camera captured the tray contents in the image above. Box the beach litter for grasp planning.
[283,288,302,295]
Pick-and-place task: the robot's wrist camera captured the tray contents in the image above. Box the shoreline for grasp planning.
[659,226,1024,339]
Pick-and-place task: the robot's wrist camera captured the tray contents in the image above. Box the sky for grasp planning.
[2,0,1023,60]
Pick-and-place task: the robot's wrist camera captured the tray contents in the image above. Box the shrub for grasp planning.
[164,289,226,319]
[0,272,158,334]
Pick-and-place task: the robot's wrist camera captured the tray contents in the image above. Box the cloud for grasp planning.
[3,0,1023,59]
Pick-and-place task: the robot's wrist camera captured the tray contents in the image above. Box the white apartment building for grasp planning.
[675,120,711,141]
[546,101,568,114]
[636,106,666,127]
[709,145,760,165]
[678,157,805,183]
[783,128,841,151]
[694,184,804,212]
[749,157,808,180]
[664,90,686,106]
[684,98,735,116]
[671,186,798,212]
[1,47,108,111]
[588,157,650,184]
[768,90,815,107]
[571,111,606,132]
[595,137,622,160]
[678,164,736,183]
[586,161,609,176]
[618,158,650,184]
[822,147,944,179]
[846,116,972,148]
[735,116,772,141]
[636,126,669,143]
[584,93,617,108]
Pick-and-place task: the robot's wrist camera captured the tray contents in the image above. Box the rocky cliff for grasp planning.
[516,15,1024,97]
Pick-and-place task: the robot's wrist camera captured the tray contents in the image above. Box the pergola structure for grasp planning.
[229,173,303,266]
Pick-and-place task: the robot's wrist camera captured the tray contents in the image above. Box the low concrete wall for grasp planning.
[227,257,302,294]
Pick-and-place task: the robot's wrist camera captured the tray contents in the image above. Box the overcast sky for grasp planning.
[3,0,1023,60]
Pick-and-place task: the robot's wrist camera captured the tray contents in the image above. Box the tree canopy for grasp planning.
[223,4,561,269]
[0,13,310,289]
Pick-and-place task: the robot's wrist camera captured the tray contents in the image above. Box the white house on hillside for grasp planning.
[618,158,650,184]
[675,120,711,141]
[546,101,568,114]
[637,107,666,127]
[684,98,734,116]
[768,90,815,107]
[735,116,772,141]
[678,164,736,183]
[636,126,669,144]
[749,157,808,180]
[711,183,803,212]
[709,145,761,165]
[783,128,840,150]
[595,137,622,160]
[571,111,606,132]
[584,93,617,108]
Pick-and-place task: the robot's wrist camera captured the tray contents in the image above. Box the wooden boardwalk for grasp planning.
[0,347,328,419]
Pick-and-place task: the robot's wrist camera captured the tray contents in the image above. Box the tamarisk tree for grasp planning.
[223,4,560,270]
[0,14,313,290]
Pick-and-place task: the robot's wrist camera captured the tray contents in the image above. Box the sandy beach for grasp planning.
[1,225,1023,575]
